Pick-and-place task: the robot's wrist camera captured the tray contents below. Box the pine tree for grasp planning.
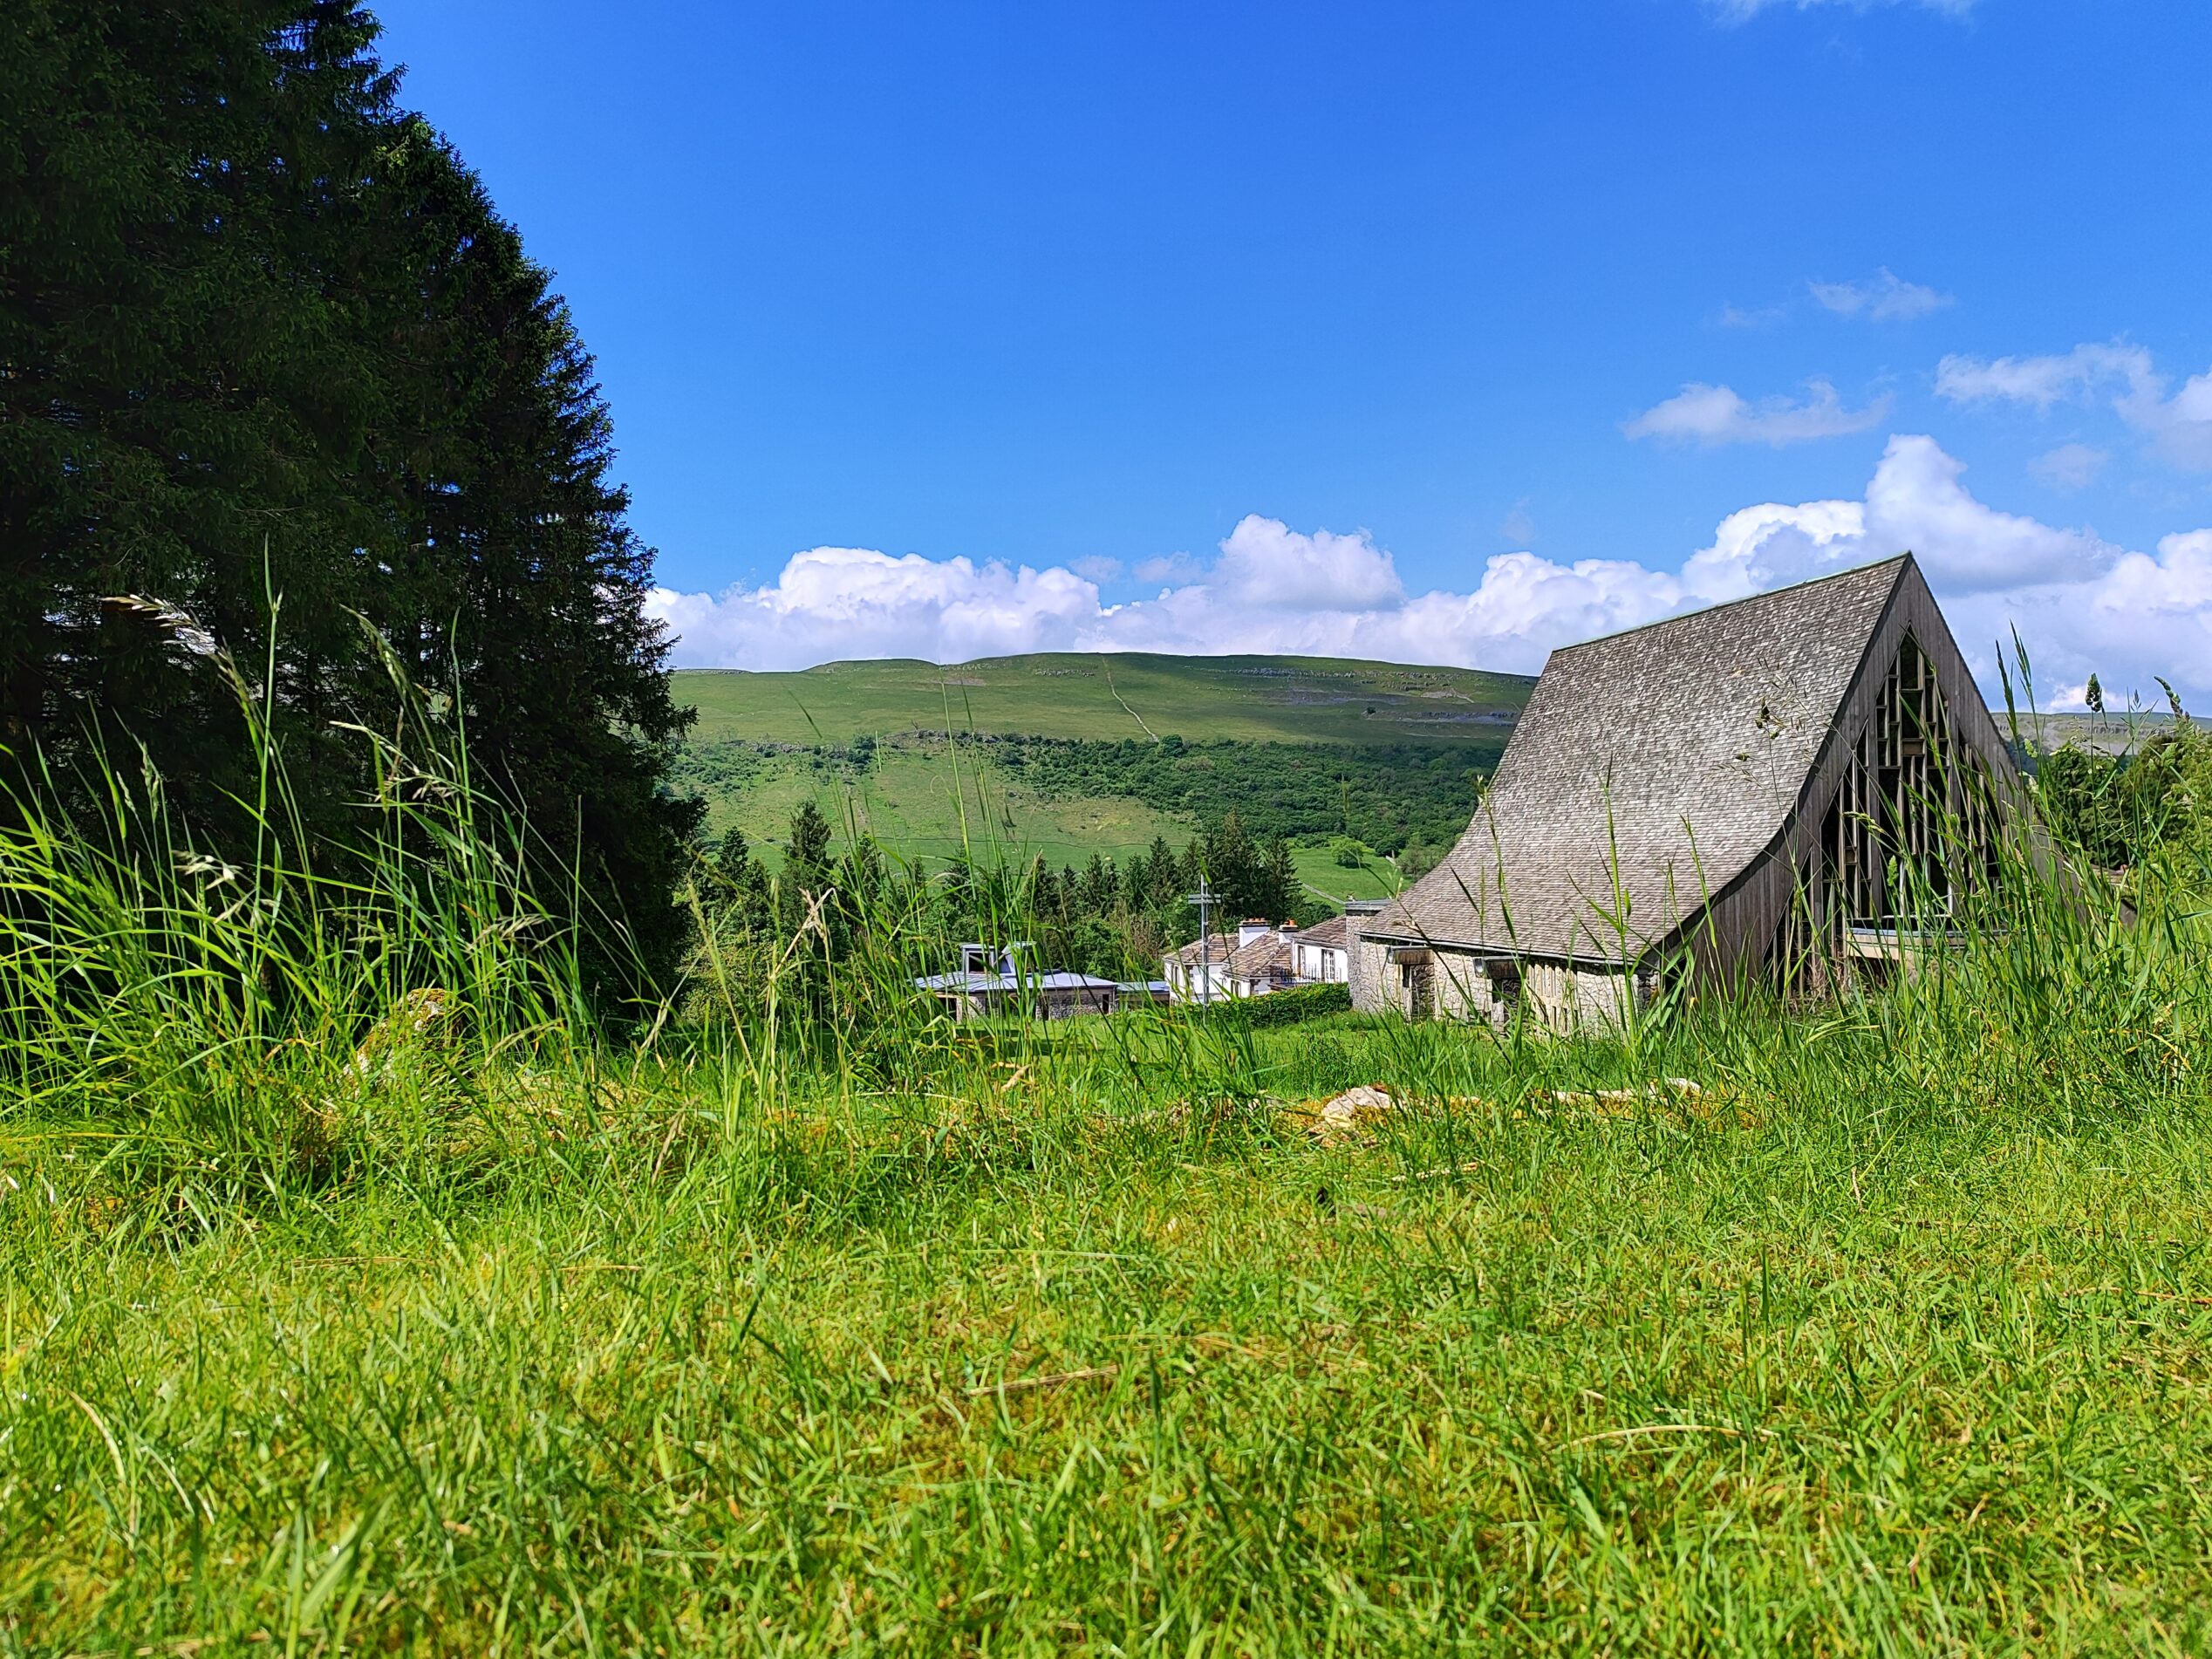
[1133,837,1179,909]
[1260,836,1299,922]
[1196,812,1261,918]
[714,828,754,889]
[1,2,399,822]
[711,828,772,930]
[1076,853,1120,915]
[784,801,835,891]
[373,119,702,1004]
[0,4,702,1010]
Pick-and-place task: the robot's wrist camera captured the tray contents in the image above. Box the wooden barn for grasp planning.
[1348,556,2028,1029]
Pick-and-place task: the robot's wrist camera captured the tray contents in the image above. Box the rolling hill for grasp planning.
[675,652,1531,746]
[669,652,1536,888]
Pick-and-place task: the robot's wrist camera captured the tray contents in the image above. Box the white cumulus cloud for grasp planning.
[1937,340,2212,470]
[1210,515,1404,610]
[1809,269,1952,322]
[1936,341,2156,411]
[650,443,2212,707]
[647,546,1103,672]
[1623,380,1889,447]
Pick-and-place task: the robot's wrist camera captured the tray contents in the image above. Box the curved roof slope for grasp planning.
[1367,556,1913,961]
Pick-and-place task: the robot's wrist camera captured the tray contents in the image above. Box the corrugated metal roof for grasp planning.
[916,970,1119,993]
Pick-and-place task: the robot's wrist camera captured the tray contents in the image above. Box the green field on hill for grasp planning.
[675,652,1531,747]
[672,653,1532,876]
[678,741,1194,870]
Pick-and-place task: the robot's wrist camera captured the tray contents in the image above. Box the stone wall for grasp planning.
[1519,962,1635,1033]
[1349,934,1500,1025]
[1431,951,1497,1024]
[1349,917,1642,1034]
[1348,927,1396,1015]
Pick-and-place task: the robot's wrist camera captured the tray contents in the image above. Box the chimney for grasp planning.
[1238,918,1271,949]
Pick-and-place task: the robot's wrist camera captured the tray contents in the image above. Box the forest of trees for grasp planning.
[993,735,1490,854]
[2,3,699,1006]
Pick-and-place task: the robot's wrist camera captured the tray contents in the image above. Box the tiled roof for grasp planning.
[1365,556,1914,962]
[1167,932,1239,968]
[1294,914,1349,950]
[1225,933,1294,982]
[1169,930,1295,983]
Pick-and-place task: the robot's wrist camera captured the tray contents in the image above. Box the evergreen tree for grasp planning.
[1132,836,1179,910]
[1195,812,1262,918]
[1075,852,1120,916]
[2,2,398,817]
[711,828,772,931]
[0,3,700,1008]
[784,801,835,892]
[1259,835,1299,922]
[714,828,754,889]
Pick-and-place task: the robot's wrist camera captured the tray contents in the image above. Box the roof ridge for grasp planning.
[1545,554,1911,660]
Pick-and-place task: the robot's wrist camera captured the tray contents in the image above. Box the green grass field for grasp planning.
[9,703,2211,1653]
[1290,843,1403,903]
[673,652,1527,877]
[12,1006,2212,1652]
[675,652,1532,748]
[686,741,1194,869]
[687,748,1422,889]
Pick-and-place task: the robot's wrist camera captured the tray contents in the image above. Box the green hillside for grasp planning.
[670,652,1535,878]
[675,652,1530,746]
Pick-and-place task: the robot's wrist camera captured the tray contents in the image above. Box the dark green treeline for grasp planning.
[0,3,699,1005]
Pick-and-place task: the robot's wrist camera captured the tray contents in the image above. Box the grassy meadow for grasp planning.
[673,738,1408,901]
[1287,843,1403,904]
[677,740,1196,870]
[668,652,1526,883]
[673,654,1532,748]
[5,692,2211,1654]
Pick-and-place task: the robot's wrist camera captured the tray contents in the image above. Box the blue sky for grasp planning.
[372,0,2212,702]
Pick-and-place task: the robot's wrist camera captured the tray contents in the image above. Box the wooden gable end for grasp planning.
[1662,556,2030,987]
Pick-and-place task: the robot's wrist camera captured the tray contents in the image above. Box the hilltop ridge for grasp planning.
[675,652,1534,748]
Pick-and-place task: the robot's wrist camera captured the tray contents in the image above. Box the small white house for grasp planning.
[1285,901,1384,984]
[1165,907,1380,1003]
[1164,918,1295,1002]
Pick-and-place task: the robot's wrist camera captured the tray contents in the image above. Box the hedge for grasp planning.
[1188,981,1351,1029]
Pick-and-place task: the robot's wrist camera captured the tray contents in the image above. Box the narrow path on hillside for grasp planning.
[1099,654,1162,741]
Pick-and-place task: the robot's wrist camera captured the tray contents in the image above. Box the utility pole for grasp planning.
[1185,874,1215,1011]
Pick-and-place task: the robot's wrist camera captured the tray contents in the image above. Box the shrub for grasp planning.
[1198,981,1352,1029]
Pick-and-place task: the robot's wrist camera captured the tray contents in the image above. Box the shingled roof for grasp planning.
[1169,930,1297,986]
[1364,556,1915,963]
[1294,913,1349,951]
